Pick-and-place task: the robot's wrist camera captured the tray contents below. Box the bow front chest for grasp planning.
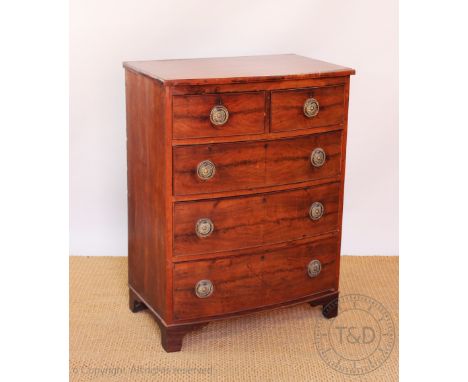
[124,54,355,352]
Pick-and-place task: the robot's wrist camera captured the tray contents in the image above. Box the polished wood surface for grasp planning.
[173,92,266,139]
[173,182,340,256]
[271,85,345,132]
[173,235,339,320]
[123,54,355,85]
[125,70,168,318]
[124,54,354,352]
[171,76,348,96]
[173,131,343,195]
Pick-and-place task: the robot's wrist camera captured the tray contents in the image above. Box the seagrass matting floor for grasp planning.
[70,256,398,382]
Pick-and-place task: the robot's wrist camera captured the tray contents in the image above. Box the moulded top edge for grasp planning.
[123,54,355,86]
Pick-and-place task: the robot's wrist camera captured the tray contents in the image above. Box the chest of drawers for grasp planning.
[124,54,355,352]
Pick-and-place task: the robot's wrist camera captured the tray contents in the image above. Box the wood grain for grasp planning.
[123,54,355,85]
[266,131,343,185]
[334,77,351,284]
[173,235,339,320]
[124,54,354,352]
[173,92,266,139]
[171,76,348,96]
[125,69,168,319]
[172,124,343,147]
[271,85,345,132]
[173,131,343,196]
[173,182,340,256]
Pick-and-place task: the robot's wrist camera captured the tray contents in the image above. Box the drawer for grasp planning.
[173,92,266,139]
[173,182,340,256]
[173,130,342,196]
[271,85,345,132]
[173,235,339,320]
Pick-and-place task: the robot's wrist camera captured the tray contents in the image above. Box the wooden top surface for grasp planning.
[123,54,355,85]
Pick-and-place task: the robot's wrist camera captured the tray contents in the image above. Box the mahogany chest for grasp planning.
[123,54,355,352]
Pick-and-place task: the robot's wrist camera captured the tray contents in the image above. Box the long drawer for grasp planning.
[173,130,343,196]
[173,182,340,256]
[173,235,339,320]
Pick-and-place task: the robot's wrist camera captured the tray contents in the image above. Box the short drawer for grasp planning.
[173,92,266,139]
[173,235,339,320]
[173,182,340,256]
[173,130,343,196]
[271,85,345,132]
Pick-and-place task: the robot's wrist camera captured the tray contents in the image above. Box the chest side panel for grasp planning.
[126,69,169,319]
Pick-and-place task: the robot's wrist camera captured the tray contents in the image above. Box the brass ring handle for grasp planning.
[196,218,214,238]
[310,148,326,167]
[304,98,320,118]
[210,105,229,126]
[197,160,216,180]
[195,280,214,298]
[307,260,322,278]
[309,202,324,221]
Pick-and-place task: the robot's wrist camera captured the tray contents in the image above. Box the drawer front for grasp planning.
[173,236,339,320]
[271,85,345,132]
[173,92,266,139]
[173,131,342,196]
[173,182,340,256]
